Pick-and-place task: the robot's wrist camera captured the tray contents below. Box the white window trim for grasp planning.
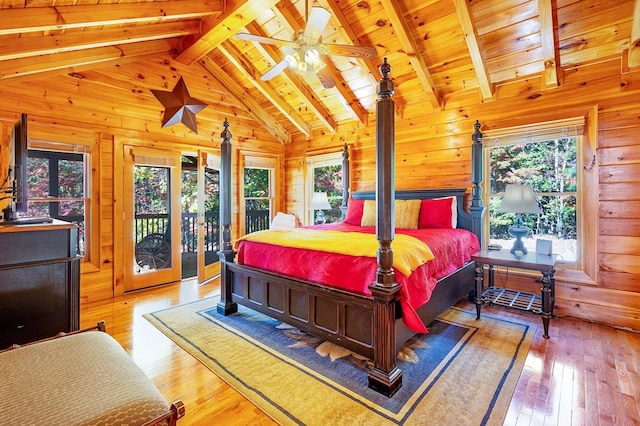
[482,115,597,285]
[305,151,342,225]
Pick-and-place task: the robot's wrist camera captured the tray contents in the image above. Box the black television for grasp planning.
[2,113,29,222]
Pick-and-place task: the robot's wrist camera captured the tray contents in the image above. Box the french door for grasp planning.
[197,150,221,283]
[123,146,181,291]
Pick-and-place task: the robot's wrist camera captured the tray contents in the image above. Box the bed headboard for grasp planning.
[350,189,478,239]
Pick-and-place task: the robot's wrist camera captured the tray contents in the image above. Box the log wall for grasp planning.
[285,57,640,331]
[0,54,284,304]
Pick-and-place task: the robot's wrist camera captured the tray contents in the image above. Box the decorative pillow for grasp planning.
[360,200,376,227]
[395,199,421,229]
[343,199,365,225]
[270,212,296,230]
[418,196,458,228]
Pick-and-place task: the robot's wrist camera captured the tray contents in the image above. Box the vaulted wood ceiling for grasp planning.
[1,0,638,143]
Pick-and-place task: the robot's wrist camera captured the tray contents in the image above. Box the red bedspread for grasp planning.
[236,223,480,333]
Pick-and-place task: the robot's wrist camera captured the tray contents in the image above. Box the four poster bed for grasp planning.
[216,59,485,396]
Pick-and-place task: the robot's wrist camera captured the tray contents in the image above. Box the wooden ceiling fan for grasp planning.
[236,6,378,89]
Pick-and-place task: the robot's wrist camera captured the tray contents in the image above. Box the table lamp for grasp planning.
[310,192,332,224]
[499,184,542,255]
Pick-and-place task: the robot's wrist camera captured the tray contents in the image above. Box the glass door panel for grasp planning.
[124,146,181,291]
[197,151,220,283]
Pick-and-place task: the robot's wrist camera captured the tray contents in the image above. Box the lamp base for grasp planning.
[315,210,326,225]
[508,224,530,256]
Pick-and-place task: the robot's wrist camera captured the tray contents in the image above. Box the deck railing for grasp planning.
[134,212,219,253]
[134,209,270,253]
[246,209,270,234]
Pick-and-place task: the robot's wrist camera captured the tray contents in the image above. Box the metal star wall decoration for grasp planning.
[151,77,207,134]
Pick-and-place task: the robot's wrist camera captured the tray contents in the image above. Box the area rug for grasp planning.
[144,298,534,425]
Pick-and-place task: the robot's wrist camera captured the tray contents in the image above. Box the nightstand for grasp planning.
[471,249,557,338]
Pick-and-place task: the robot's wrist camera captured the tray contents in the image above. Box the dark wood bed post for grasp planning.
[217,118,237,316]
[470,120,485,320]
[367,58,403,397]
[339,143,350,220]
[470,120,484,247]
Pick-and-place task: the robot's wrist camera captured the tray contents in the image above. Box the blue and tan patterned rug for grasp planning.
[145,298,534,425]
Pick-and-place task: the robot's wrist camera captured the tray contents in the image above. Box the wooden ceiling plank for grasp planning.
[175,0,280,65]
[0,39,178,81]
[538,0,559,87]
[630,0,640,67]
[0,1,220,35]
[0,21,199,62]
[453,0,493,99]
[217,42,312,138]
[198,56,289,143]
[379,0,442,110]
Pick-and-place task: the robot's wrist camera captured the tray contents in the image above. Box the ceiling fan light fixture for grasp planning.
[285,47,325,76]
[304,47,321,66]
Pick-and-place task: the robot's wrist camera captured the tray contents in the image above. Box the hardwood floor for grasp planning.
[80,277,640,426]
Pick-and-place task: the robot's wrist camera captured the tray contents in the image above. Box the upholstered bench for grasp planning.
[0,324,185,425]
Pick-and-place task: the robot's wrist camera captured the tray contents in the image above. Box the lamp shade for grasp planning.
[499,184,542,214]
[310,192,331,210]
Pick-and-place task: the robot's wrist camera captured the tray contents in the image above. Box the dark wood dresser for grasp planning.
[0,220,81,348]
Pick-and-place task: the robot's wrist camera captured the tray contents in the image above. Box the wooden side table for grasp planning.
[471,249,557,338]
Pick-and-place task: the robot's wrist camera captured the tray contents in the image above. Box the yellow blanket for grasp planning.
[235,228,434,276]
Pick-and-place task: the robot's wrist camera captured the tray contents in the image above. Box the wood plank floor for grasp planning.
[80,277,640,425]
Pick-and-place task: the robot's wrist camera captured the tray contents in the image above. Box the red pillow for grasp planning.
[419,198,454,228]
[343,199,365,225]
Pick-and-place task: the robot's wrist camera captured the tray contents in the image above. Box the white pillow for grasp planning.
[270,212,296,230]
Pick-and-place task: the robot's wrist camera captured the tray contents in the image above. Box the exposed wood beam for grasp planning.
[0,39,178,81]
[320,59,369,125]
[538,0,559,87]
[0,21,199,62]
[317,0,376,123]
[198,56,289,144]
[217,43,312,138]
[379,0,442,110]
[453,0,493,99]
[0,1,219,35]
[175,0,279,65]
[322,0,407,116]
[630,0,640,67]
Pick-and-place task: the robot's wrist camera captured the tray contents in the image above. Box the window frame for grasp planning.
[27,128,100,272]
[305,151,343,225]
[242,155,276,235]
[481,115,598,284]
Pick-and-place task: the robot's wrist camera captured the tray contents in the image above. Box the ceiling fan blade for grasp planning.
[236,32,295,48]
[304,7,331,41]
[261,59,289,81]
[316,67,336,89]
[320,44,379,59]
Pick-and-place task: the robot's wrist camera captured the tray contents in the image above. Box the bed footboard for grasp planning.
[227,262,377,358]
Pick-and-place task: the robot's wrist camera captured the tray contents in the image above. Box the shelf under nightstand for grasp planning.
[471,249,557,338]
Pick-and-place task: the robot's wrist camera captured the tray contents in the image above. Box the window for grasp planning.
[244,167,272,234]
[243,155,276,235]
[483,118,585,267]
[306,152,343,224]
[27,149,89,256]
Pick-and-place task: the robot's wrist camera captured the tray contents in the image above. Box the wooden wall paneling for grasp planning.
[600,218,640,236]
[600,201,640,219]
[599,164,640,184]
[599,270,640,292]
[600,127,640,148]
